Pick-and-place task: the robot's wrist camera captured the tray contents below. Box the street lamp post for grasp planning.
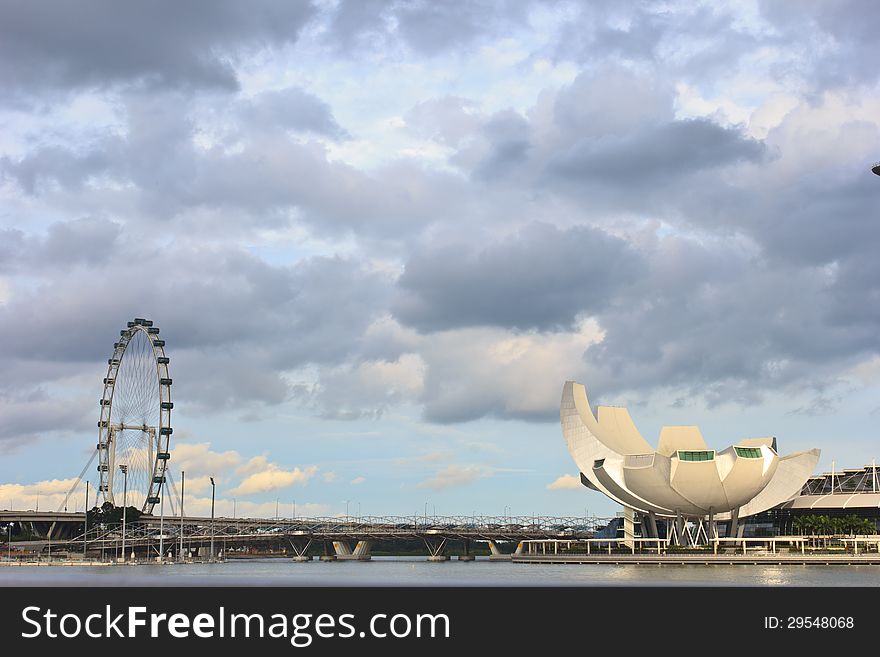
[6,523,12,562]
[119,464,128,562]
[83,480,89,560]
[159,473,165,562]
[179,470,185,562]
[210,476,216,562]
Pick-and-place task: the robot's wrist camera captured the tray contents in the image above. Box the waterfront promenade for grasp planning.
[512,553,880,565]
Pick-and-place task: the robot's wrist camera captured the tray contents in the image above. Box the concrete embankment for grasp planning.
[512,553,880,565]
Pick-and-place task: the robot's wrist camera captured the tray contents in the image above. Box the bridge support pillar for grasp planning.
[319,540,337,561]
[424,537,449,561]
[288,537,313,561]
[349,540,372,560]
[487,540,510,561]
[334,540,371,560]
[458,539,475,561]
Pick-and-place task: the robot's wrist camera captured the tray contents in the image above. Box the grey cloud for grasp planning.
[399,227,880,422]
[1,145,116,195]
[582,238,872,404]
[292,372,396,422]
[551,68,674,138]
[825,252,880,353]
[3,1,880,433]
[552,4,669,66]
[437,69,764,213]
[1,92,191,202]
[788,394,843,417]
[242,87,349,140]
[738,167,879,267]
[0,236,393,414]
[0,0,316,94]
[172,348,291,416]
[759,0,880,90]
[0,229,25,271]
[325,0,394,52]
[393,222,644,332]
[404,96,481,146]
[551,5,765,89]
[672,124,880,271]
[393,0,530,56]
[547,118,765,185]
[0,217,122,271]
[0,388,92,451]
[40,217,123,267]
[473,110,532,180]
[2,91,462,240]
[327,0,531,57]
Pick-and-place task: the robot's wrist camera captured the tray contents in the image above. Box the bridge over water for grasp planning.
[1,512,611,561]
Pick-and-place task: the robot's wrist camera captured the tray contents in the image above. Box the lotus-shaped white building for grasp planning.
[561,381,820,539]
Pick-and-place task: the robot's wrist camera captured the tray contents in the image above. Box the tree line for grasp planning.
[791,514,875,536]
[86,501,143,528]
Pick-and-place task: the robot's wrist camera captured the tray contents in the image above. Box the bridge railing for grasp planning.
[19,515,614,549]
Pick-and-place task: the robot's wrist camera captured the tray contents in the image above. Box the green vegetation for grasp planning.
[791,514,875,536]
[86,501,143,528]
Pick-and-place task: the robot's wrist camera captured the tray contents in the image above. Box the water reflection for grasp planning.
[1,557,878,587]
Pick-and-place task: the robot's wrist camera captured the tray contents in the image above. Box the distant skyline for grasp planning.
[2,1,880,519]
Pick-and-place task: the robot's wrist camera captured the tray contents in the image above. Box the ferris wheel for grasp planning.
[96,318,172,514]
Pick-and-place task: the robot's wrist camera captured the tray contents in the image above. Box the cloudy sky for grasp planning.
[2,1,879,520]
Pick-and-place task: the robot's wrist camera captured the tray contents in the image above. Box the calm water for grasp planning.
[3,556,880,586]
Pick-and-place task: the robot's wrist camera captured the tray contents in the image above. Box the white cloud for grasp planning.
[417,319,605,422]
[350,476,366,485]
[182,474,215,495]
[227,463,318,496]
[182,495,329,519]
[394,451,450,465]
[417,464,494,490]
[235,455,273,477]
[546,474,583,490]
[0,478,81,511]
[843,355,880,386]
[170,443,242,477]
[322,471,337,483]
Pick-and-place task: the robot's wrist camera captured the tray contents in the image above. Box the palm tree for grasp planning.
[799,515,818,547]
[814,516,831,547]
